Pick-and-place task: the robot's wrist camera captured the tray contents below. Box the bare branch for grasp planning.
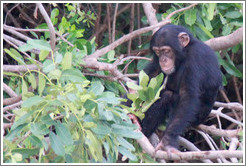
[214,101,243,111]
[197,124,240,138]
[3,64,40,72]
[36,3,56,52]
[142,3,159,33]
[3,82,18,97]
[3,95,22,106]
[205,27,243,51]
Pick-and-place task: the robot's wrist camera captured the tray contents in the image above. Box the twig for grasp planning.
[3,82,17,97]
[229,137,239,163]
[210,109,243,126]
[214,101,243,111]
[232,76,242,104]
[3,95,22,106]
[36,3,56,52]
[3,24,32,41]
[4,3,20,24]
[112,3,118,42]
[197,124,240,138]
[127,4,135,55]
[106,4,112,44]
[178,136,213,163]
[3,101,23,113]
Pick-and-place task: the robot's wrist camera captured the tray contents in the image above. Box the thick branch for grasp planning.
[205,27,243,51]
[3,64,40,72]
[142,3,159,33]
[197,124,240,138]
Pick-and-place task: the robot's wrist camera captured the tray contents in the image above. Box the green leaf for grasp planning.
[222,61,242,78]
[85,130,103,161]
[27,39,52,51]
[225,11,242,19]
[48,69,61,80]
[22,96,44,108]
[88,81,104,96]
[11,110,35,130]
[55,123,74,145]
[61,52,72,70]
[4,48,25,65]
[12,148,39,160]
[38,73,46,96]
[222,25,232,36]
[118,146,137,161]
[97,92,120,105]
[196,23,214,38]
[60,69,86,83]
[139,70,149,88]
[51,8,59,25]
[49,131,65,156]
[28,135,43,148]
[43,59,55,73]
[112,125,142,139]
[117,137,135,151]
[3,72,21,77]
[6,124,27,141]
[91,123,111,136]
[126,82,142,90]
[18,44,34,52]
[27,73,37,89]
[107,50,116,62]
[184,8,197,26]
[30,123,49,136]
[39,50,50,61]
[55,52,63,64]
[207,3,216,20]
[84,99,97,110]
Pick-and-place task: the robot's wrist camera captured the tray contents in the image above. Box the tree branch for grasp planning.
[36,3,56,52]
[205,27,243,51]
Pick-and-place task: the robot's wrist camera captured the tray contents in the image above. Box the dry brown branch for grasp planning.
[197,124,240,138]
[210,109,243,126]
[178,137,213,163]
[36,3,56,52]
[136,127,243,161]
[229,137,239,163]
[214,101,243,111]
[112,3,118,42]
[3,95,22,106]
[106,4,112,44]
[3,64,39,72]
[3,82,18,97]
[3,101,23,113]
[127,4,135,55]
[205,27,243,51]
[3,24,32,41]
[142,3,159,33]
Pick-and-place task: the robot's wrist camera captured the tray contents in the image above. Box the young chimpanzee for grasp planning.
[136,24,222,153]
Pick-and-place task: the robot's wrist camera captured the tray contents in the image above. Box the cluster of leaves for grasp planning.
[3,7,144,163]
[162,3,243,86]
[122,71,164,120]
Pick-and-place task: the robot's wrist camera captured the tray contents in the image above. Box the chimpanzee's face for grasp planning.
[152,46,176,75]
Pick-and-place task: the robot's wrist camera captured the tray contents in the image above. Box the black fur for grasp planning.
[141,24,222,149]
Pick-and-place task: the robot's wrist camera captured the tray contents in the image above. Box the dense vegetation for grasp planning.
[2,3,243,163]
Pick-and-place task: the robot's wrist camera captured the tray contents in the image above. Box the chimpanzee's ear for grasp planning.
[178,32,190,47]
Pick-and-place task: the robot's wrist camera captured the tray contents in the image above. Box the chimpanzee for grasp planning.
[132,24,222,153]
